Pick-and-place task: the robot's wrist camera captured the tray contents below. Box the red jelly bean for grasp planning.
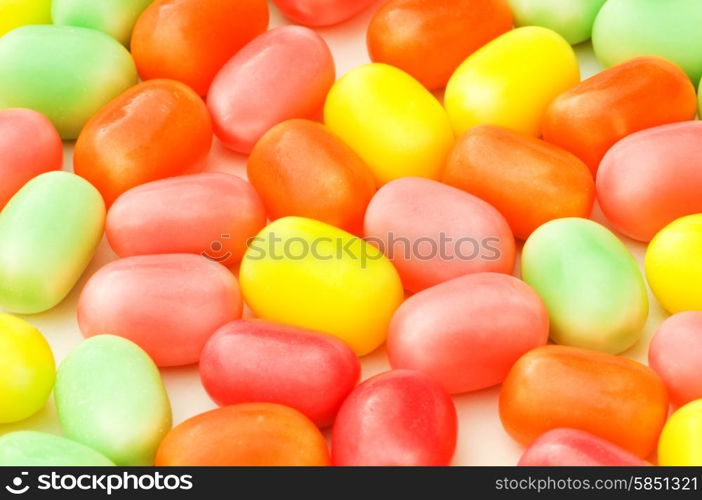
[273,0,375,26]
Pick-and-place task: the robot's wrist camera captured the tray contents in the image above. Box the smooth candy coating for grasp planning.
[543,57,697,174]
[0,314,54,423]
[0,0,51,36]
[387,273,549,394]
[107,173,266,265]
[522,218,648,354]
[55,335,171,466]
[658,400,702,466]
[367,0,512,90]
[200,319,360,427]
[0,171,105,314]
[240,217,403,356]
[0,108,62,210]
[519,429,649,467]
[273,0,375,26]
[131,0,269,95]
[444,27,579,136]
[508,0,607,45]
[332,370,457,466]
[499,345,669,457]
[248,120,376,235]
[0,25,137,139]
[78,254,243,366]
[324,63,454,185]
[649,312,702,406]
[74,79,212,206]
[208,26,334,154]
[364,177,515,293]
[0,431,114,466]
[645,214,702,314]
[156,403,330,466]
[442,125,595,240]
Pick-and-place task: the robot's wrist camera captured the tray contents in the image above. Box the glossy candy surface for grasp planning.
[500,345,669,457]
[0,0,51,36]
[658,399,702,466]
[156,403,330,466]
[0,431,114,466]
[387,273,548,394]
[508,0,607,45]
[78,254,242,367]
[273,0,375,26]
[200,319,360,427]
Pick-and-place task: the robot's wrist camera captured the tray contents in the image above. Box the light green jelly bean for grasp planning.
[509,0,607,45]
[52,0,154,46]
[0,171,105,314]
[592,0,702,82]
[0,431,114,466]
[0,25,137,138]
[521,218,648,354]
[55,335,172,466]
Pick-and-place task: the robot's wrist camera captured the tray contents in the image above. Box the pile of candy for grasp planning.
[1,0,702,467]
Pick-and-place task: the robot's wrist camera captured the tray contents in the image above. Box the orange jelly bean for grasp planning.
[499,345,669,458]
[542,57,697,174]
[155,403,330,466]
[248,119,376,234]
[74,79,212,206]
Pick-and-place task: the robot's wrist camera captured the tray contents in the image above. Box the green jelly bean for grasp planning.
[509,0,607,45]
[521,218,648,354]
[593,0,702,82]
[0,171,105,314]
[52,0,154,46]
[55,335,172,466]
[0,25,137,138]
[0,431,114,466]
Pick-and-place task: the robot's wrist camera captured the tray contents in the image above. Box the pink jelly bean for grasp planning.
[272,0,376,26]
[200,319,360,427]
[0,109,62,209]
[207,26,335,154]
[649,311,702,406]
[78,254,242,367]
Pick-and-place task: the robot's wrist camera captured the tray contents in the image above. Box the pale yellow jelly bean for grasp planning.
[444,26,580,136]
[658,399,702,466]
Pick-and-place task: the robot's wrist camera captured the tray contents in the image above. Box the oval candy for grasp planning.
[0,431,114,466]
[273,0,375,26]
[0,0,51,36]
[658,399,702,466]
[508,0,607,45]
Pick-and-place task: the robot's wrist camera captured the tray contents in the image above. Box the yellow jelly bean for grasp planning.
[658,399,702,466]
[324,63,454,185]
[0,0,52,36]
[0,313,55,423]
[444,26,580,136]
[645,214,702,313]
[240,216,404,356]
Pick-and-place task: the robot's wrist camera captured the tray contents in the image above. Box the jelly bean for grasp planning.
[131,0,269,95]
[240,217,403,356]
[78,254,242,366]
[332,370,457,466]
[324,63,454,185]
[273,0,375,26]
[500,345,669,457]
[52,0,153,45]
[0,314,54,423]
[543,57,697,174]
[200,319,360,427]
[519,429,649,467]
[593,0,702,83]
[521,218,647,354]
[508,0,607,45]
[0,0,51,36]
[0,431,114,466]
[658,400,702,466]
[0,172,105,314]
[649,312,702,406]
[208,26,334,154]
[0,25,137,139]
[364,177,515,293]
[74,79,212,206]
[442,125,595,240]
[0,108,62,210]
[367,0,512,90]
[444,27,579,137]
[55,335,171,466]
[248,120,375,235]
[645,214,702,314]
[156,403,330,466]
[106,173,266,265]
